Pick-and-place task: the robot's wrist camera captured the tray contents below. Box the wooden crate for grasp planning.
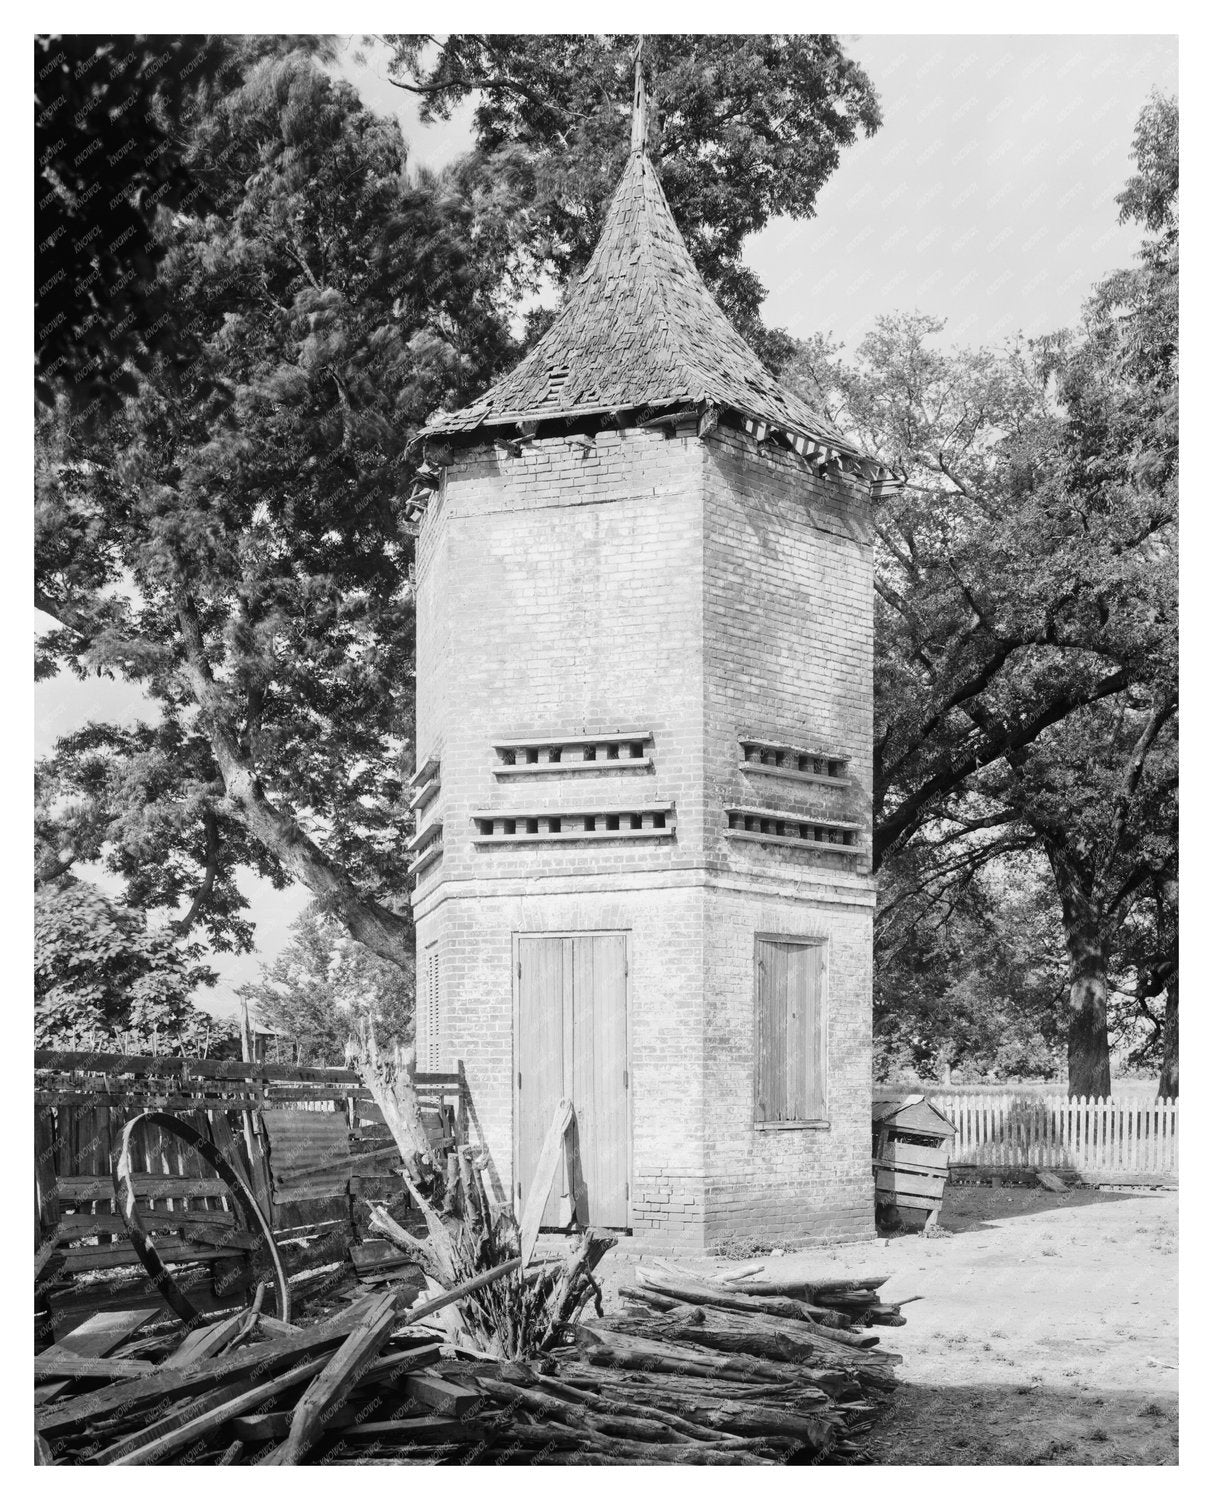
[872,1096,956,1229]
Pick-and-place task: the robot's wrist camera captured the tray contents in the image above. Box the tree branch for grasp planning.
[875,665,1132,869]
[175,808,221,937]
[175,593,412,971]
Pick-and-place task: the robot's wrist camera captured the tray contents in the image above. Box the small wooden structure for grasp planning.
[871,1094,956,1230]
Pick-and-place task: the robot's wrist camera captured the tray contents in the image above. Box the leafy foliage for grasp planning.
[34,35,329,420]
[240,902,414,1065]
[36,49,517,966]
[790,92,1178,1091]
[381,33,881,344]
[35,38,879,977]
[875,853,1066,1084]
[35,879,226,1052]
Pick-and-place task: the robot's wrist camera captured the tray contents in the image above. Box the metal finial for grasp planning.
[630,35,647,155]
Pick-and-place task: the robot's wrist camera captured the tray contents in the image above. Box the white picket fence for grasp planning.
[929,1094,1178,1177]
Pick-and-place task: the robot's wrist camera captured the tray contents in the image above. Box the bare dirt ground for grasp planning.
[596,1183,1179,1466]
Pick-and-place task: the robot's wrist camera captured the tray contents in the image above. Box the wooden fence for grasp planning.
[35,1049,466,1244]
[929,1093,1178,1178]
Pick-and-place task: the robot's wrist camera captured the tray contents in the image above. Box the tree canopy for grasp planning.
[240,902,414,1065]
[33,41,1176,1094]
[381,33,881,347]
[35,878,231,1053]
[35,36,882,981]
[36,48,519,971]
[35,35,334,421]
[788,90,1178,1093]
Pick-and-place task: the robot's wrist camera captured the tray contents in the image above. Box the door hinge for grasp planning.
[623,1068,629,1088]
[517,960,522,978]
[625,1182,629,1200]
[517,1071,522,1090]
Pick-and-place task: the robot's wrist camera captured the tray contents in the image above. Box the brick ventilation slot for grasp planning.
[473,805,675,844]
[725,806,861,854]
[493,730,654,777]
[739,737,849,786]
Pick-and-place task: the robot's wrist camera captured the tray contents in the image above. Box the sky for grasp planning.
[35,33,1179,1016]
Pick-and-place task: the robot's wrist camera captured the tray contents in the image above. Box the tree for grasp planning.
[239,902,414,1065]
[785,315,1168,878]
[787,94,1178,1096]
[380,33,881,345]
[36,49,515,970]
[1009,92,1178,1094]
[35,878,226,1053]
[36,38,879,983]
[875,851,1066,1084]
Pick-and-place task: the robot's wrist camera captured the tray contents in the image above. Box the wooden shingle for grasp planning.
[425,146,855,453]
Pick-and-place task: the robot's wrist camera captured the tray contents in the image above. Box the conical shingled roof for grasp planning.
[424,148,856,454]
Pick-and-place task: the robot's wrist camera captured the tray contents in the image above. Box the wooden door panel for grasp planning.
[516,935,568,1224]
[517,932,629,1231]
[571,933,628,1228]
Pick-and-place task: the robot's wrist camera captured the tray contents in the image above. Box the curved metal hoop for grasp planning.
[112,1110,291,1326]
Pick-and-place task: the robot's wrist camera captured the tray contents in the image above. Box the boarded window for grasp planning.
[423,943,440,1069]
[754,937,826,1124]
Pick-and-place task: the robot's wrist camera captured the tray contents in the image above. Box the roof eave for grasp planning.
[424,395,870,466]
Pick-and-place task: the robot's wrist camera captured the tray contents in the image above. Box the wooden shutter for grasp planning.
[755,938,826,1123]
[423,944,440,1069]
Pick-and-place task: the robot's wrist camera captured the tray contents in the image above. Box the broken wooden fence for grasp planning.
[35,1050,465,1330]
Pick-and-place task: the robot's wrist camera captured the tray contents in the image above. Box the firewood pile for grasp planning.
[34,1255,909,1466]
[34,1038,915,1464]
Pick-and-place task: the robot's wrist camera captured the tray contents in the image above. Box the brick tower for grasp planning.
[409,65,878,1250]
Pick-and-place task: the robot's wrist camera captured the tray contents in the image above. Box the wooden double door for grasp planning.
[515,932,630,1229]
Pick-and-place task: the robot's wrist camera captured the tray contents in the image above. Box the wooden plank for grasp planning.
[104,1353,335,1465]
[57,1174,224,1201]
[517,934,567,1224]
[519,1097,574,1266]
[263,1290,400,1464]
[60,1241,245,1272]
[883,1140,949,1171]
[35,1102,60,1243]
[51,1306,157,1358]
[53,1210,235,1240]
[401,1371,480,1417]
[35,1090,265,1109]
[572,931,629,1228]
[35,1351,157,1380]
[754,938,778,1122]
[45,1281,244,1343]
[163,1304,260,1368]
[338,1416,483,1443]
[37,1307,374,1436]
[770,941,788,1119]
[36,1049,365,1085]
[785,942,808,1119]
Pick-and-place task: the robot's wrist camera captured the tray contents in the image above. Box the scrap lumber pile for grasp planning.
[36,1035,915,1463]
[35,1256,909,1465]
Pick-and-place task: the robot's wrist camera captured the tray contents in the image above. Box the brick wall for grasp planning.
[413,420,875,1249]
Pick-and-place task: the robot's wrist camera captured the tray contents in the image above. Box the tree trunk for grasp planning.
[177,597,414,975]
[1046,847,1112,1098]
[1063,931,1112,1098]
[1157,973,1178,1098]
